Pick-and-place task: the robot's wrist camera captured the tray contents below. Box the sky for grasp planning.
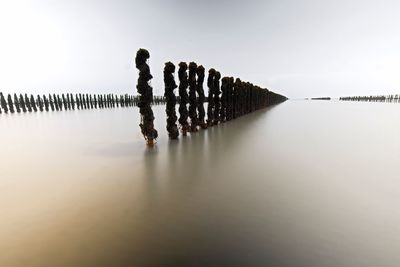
[0,0,399,99]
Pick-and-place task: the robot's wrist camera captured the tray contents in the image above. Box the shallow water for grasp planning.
[1,100,400,267]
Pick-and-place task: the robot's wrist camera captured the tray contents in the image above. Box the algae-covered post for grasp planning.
[213,71,221,125]
[178,62,189,136]
[30,95,37,112]
[19,94,26,113]
[70,94,75,110]
[25,94,32,112]
[14,93,21,113]
[207,68,216,126]
[220,77,229,122]
[135,48,158,145]
[37,95,44,112]
[164,61,179,139]
[188,62,198,132]
[196,65,207,129]
[7,94,15,113]
[0,93,8,113]
[43,95,49,111]
[49,94,55,111]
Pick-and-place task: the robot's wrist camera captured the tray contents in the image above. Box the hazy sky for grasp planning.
[0,0,399,98]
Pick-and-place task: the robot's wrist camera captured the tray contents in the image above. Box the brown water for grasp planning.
[1,100,400,267]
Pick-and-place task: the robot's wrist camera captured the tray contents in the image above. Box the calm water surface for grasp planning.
[1,100,400,267]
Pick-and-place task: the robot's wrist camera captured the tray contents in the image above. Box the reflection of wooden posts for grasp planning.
[207,68,216,126]
[135,48,158,145]
[196,65,207,129]
[178,62,189,135]
[188,62,198,132]
[164,62,179,139]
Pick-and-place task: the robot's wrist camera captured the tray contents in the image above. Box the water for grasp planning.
[1,100,400,267]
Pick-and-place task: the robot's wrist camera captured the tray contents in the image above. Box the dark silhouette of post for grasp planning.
[207,68,216,126]
[178,62,190,135]
[43,95,49,111]
[49,94,55,111]
[188,62,198,132]
[14,93,21,113]
[0,93,8,113]
[19,94,27,113]
[213,71,221,125]
[164,62,179,139]
[196,65,207,129]
[220,77,229,122]
[25,94,32,112]
[8,94,15,113]
[37,95,44,112]
[30,95,37,112]
[135,48,158,145]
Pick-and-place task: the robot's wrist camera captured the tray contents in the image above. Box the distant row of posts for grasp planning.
[0,92,166,114]
[340,95,400,102]
[135,48,287,146]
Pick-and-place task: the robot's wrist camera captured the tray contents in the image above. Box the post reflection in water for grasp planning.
[1,102,400,267]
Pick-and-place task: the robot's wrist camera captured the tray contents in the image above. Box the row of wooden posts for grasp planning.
[340,95,400,102]
[135,48,287,145]
[0,93,168,114]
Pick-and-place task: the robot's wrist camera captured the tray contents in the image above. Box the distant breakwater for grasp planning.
[340,95,400,103]
[0,93,167,114]
[135,48,288,145]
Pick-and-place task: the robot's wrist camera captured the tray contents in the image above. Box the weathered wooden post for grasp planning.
[8,94,15,113]
[66,94,71,110]
[135,48,158,145]
[164,61,179,139]
[213,71,221,125]
[207,68,216,126]
[49,94,55,111]
[30,95,37,112]
[0,93,8,113]
[19,94,27,113]
[178,62,190,135]
[220,77,229,122]
[37,95,44,112]
[70,94,75,110]
[43,95,49,111]
[25,94,32,112]
[14,93,21,113]
[196,65,207,129]
[57,95,63,110]
[188,62,198,132]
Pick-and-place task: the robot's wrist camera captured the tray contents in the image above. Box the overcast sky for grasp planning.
[0,0,399,98]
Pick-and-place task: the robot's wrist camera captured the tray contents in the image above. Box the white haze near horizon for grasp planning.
[0,0,399,99]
